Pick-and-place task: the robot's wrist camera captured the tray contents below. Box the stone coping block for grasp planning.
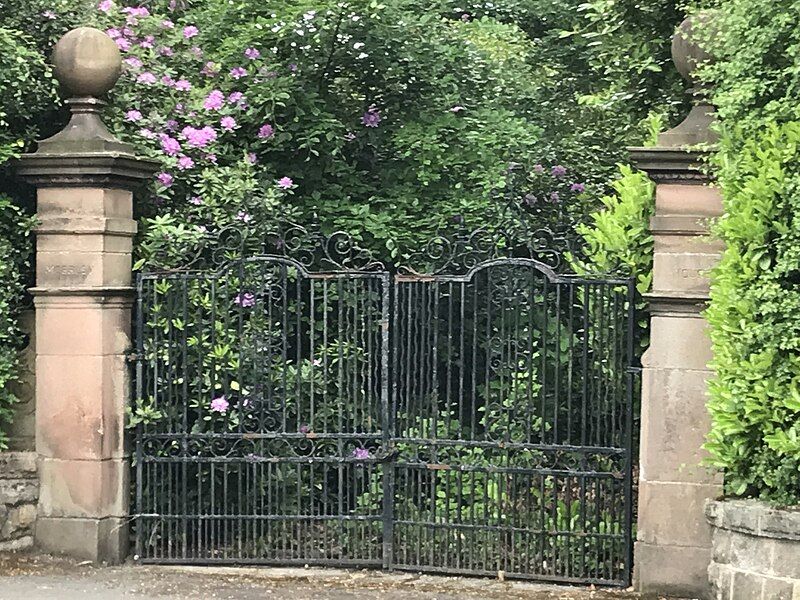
[706,498,800,541]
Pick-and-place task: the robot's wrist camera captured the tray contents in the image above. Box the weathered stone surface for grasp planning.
[762,576,795,600]
[638,367,719,483]
[0,535,33,551]
[732,571,763,599]
[634,540,712,598]
[35,515,128,564]
[0,452,37,477]
[637,480,719,547]
[707,500,800,599]
[647,314,714,370]
[0,451,38,548]
[708,562,732,600]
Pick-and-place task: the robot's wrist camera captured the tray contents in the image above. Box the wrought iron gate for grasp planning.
[133,225,636,586]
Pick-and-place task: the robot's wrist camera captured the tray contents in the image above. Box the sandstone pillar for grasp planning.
[16,27,157,563]
[629,15,723,599]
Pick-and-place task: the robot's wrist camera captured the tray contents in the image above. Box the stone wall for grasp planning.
[0,452,38,551]
[707,499,800,599]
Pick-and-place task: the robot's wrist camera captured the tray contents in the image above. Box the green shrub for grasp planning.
[704,122,800,505]
[0,26,53,447]
[569,164,655,350]
[0,195,36,449]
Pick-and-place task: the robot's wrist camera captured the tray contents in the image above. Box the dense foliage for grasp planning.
[570,165,655,351]
[0,0,684,442]
[704,123,800,505]
[699,2,800,504]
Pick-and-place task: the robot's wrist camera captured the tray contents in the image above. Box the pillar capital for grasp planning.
[16,27,158,188]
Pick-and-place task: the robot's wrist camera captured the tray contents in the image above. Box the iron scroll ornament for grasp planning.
[141,207,577,276]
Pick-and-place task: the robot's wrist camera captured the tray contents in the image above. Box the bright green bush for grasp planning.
[704,122,800,505]
[569,165,655,352]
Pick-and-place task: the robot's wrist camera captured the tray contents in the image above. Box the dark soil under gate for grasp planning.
[0,552,694,600]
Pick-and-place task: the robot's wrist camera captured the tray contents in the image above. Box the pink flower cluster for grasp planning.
[203,90,225,110]
[181,126,217,148]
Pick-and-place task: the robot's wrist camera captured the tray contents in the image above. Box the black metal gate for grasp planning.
[133,225,636,586]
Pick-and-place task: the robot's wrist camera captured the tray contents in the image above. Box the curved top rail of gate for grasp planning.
[135,213,624,282]
[140,221,388,277]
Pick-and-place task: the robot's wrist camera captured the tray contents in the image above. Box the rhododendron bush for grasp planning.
[86,0,600,267]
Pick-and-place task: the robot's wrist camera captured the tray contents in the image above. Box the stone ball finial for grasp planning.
[52,27,121,98]
[671,12,716,85]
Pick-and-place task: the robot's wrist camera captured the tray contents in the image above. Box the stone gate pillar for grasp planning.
[629,16,723,598]
[16,27,157,563]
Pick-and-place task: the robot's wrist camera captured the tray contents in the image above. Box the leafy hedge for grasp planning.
[0,26,55,449]
[704,123,800,505]
[695,1,800,504]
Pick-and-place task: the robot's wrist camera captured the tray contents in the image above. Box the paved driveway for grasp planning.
[0,553,691,600]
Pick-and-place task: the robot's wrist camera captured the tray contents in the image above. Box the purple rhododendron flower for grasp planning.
[352,447,370,460]
[115,38,131,51]
[43,10,57,19]
[122,6,149,17]
[189,196,203,205]
[159,46,174,57]
[122,27,134,37]
[234,292,255,307]
[98,0,113,12]
[220,116,237,131]
[165,119,178,131]
[177,155,195,170]
[299,424,311,434]
[258,123,274,139]
[550,191,560,202]
[136,71,156,84]
[570,183,586,193]
[191,46,203,58]
[139,128,156,139]
[361,107,381,127]
[289,63,298,72]
[551,165,567,177]
[205,153,218,163]
[533,164,544,174]
[228,91,244,104]
[236,211,252,223]
[157,172,173,187]
[210,396,229,413]
[106,28,121,39]
[160,135,181,155]
[450,105,466,113]
[124,56,142,69]
[182,126,217,148]
[230,67,247,79]
[277,177,293,189]
[247,152,258,164]
[124,109,142,122]
[183,25,199,39]
[203,90,225,110]
[161,75,175,87]
[139,35,155,49]
[524,193,537,206]
[161,19,174,29]
[244,48,261,60]
[174,79,191,91]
